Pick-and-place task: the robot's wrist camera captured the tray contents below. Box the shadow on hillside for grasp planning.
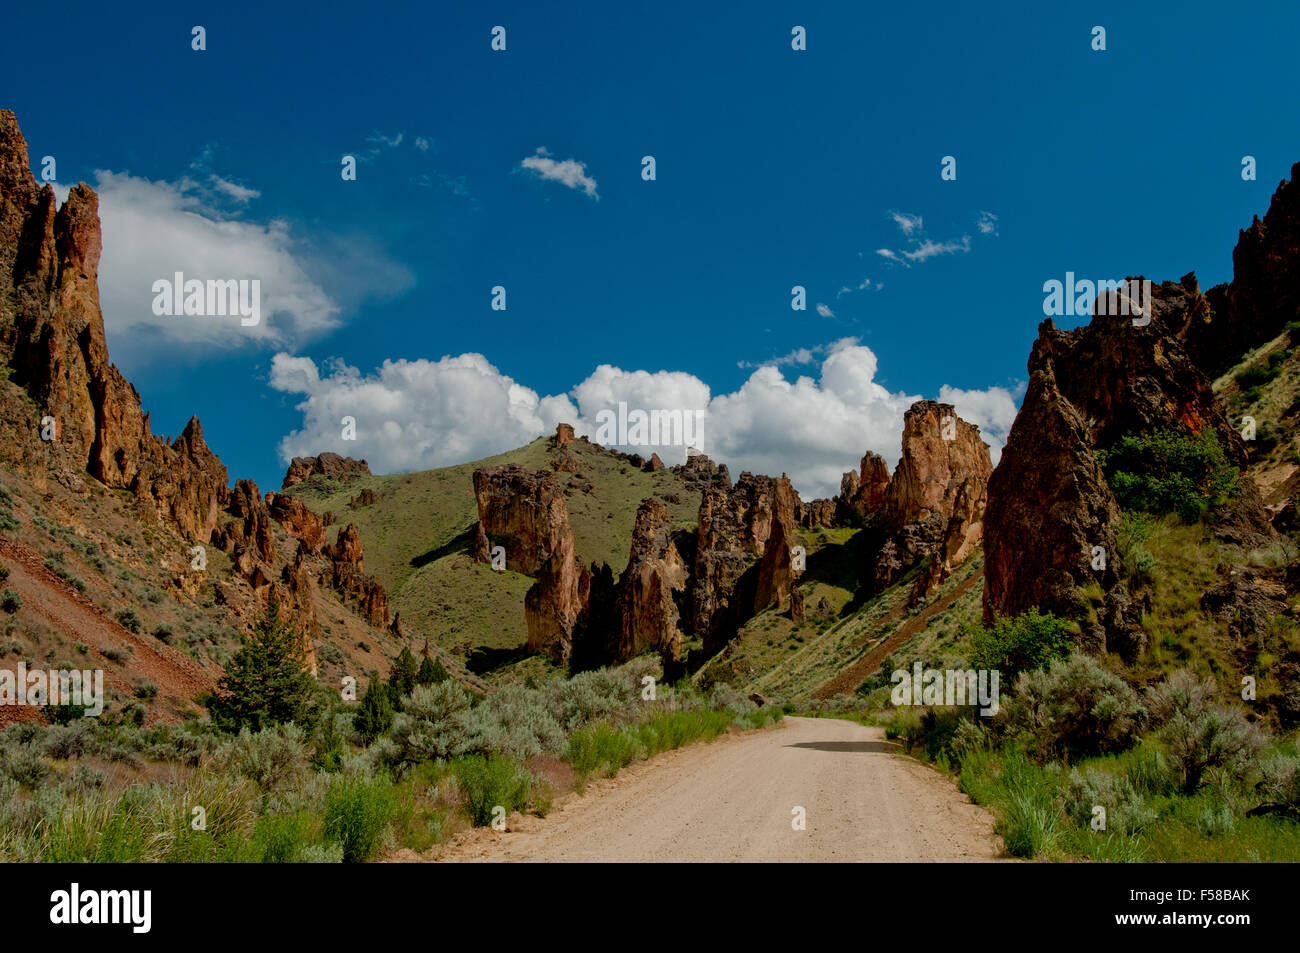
[467,642,531,675]
[409,523,477,569]
[783,740,899,754]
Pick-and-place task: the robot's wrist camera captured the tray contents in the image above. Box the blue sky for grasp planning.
[3,1,1298,498]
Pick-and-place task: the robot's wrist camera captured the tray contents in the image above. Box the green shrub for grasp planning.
[297,842,344,863]
[1064,766,1157,835]
[114,608,142,633]
[214,724,312,796]
[0,589,20,614]
[1236,363,1279,389]
[568,720,640,779]
[387,681,472,764]
[322,775,396,862]
[970,609,1074,683]
[1003,653,1146,761]
[454,754,532,827]
[254,810,317,863]
[989,752,1062,859]
[1145,670,1265,793]
[458,685,566,761]
[1097,429,1239,522]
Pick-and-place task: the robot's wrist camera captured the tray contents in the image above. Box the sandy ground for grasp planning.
[431,716,1007,862]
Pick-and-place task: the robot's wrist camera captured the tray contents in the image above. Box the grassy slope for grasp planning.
[285,437,701,664]
[1216,325,1300,504]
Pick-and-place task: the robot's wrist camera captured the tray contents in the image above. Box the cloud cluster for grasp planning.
[89,172,342,352]
[271,339,1020,499]
[876,210,996,267]
[520,147,599,199]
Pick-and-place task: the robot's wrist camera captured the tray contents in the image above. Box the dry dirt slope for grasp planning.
[432,717,1006,862]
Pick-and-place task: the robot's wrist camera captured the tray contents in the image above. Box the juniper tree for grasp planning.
[354,676,394,744]
[207,594,317,733]
[388,645,419,706]
[416,654,450,686]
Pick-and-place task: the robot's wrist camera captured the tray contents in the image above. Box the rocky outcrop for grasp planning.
[837,451,891,525]
[797,497,837,529]
[330,523,365,571]
[612,499,689,664]
[1180,164,1300,376]
[754,477,798,614]
[692,472,797,653]
[672,451,731,493]
[265,491,327,555]
[472,466,580,660]
[0,111,229,541]
[218,479,276,564]
[984,367,1121,632]
[472,465,571,576]
[872,402,992,595]
[523,511,581,663]
[550,423,577,447]
[984,287,1271,658]
[281,545,320,677]
[1038,283,1250,466]
[280,452,370,490]
[317,522,389,627]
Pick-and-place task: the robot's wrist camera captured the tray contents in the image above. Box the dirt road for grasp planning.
[435,716,1006,862]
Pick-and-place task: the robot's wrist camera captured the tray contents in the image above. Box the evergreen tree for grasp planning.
[388,645,419,705]
[417,654,450,686]
[354,676,394,744]
[207,595,316,733]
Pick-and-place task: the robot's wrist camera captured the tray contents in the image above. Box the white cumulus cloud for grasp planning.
[271,339,1020,500]
[520,147,599,199]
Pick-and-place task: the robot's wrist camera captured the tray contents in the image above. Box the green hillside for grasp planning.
[286,437,701,668]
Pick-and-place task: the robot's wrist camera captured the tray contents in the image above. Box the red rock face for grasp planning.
[1177,163,1300,376]
[220,479,276,564]
[613,499,689,664]
[983,368,1122,636]
[798,497,837,529]
[331,523,365,571]
[280,452,370,490]
[983,290,1272,658]
[870,401,992,595]
[883,401,992,532]
[281,546,320,677]
[754,477,798,614]
[858,452,891,510]
[692,472,797,653]
[0,111,229,542]
[551,423,577,446]
[523,513,581,662]
[266,491,327,555]
[473,465,572,577]
[1035,294,1248,467]
[837,451,891,525]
